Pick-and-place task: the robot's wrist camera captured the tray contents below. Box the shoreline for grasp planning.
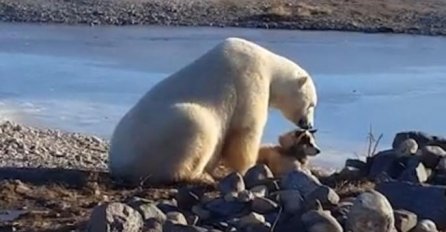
[1,0,446,37]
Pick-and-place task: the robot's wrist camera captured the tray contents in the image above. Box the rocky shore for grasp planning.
[0,120,446,231]
[1,0,446,36]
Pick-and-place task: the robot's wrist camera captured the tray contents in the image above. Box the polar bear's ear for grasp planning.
[296,76,308,87]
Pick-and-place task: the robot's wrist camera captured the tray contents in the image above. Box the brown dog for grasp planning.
[257,129,320,177]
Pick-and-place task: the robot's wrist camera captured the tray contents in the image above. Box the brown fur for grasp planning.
[257,129,320,177]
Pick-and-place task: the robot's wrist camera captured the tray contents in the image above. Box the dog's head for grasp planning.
[278,128,320,157]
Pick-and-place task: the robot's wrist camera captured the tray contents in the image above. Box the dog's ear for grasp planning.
[294,127,307,136]
[309,129,318,134]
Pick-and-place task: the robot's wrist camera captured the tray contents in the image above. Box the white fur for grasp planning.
[108,37,317,184]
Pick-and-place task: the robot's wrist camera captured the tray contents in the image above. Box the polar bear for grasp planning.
[257,129,320,177]
[108,37,317,185]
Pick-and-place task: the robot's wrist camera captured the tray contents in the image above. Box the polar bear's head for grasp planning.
[270,67,317,129]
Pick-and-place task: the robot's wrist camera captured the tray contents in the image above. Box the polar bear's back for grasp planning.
[142,37,278,100]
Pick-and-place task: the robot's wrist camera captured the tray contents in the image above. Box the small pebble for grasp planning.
[166,211,188,225]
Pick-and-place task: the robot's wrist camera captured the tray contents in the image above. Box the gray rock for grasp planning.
[396,138,419,155]
[238,212,266,228]
[275,213,306,232]
[376,181,446,229]
[156,199,178,214]
[210,221,231,231]
[175,186,203,210]
[430,173,446,185]
[301,209,343,232]
[244,223,271,232]
[436,157,446,172]
[191,205,211,221]
[163,222,208,232]
[264,212,279,225]
[345,158,368,170]
[87,202,144,232]
[346,190,395,232]
[398,157,429,183]
[236,189,254,202]
[250,185,268,198]
[275,190,304,215]
[410,219,439,232]
[344,159,369,178]
[224,190,254,203]
[280,169,321,196]
[166,211,188,225]
[127,198,166,222]
[419,145,446,169]
[205,198,248,217]
[218,172,245,195]
[223,191,238,202]
[251,196,279,214]
[392,131,446,151]
[186,214,199,226]
[261,179,281,193]
[394,209,417,232]
[331,201,354,227]
[305,185,340,207]
[145,218,163,232]
[368,150,405,180]
[244,164,274,188]
[339,166,366,180]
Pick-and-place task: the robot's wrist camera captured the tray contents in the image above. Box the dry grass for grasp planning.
[366,125,384,158]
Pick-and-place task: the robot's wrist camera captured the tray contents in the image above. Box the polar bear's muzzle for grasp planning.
[297,118,313,129]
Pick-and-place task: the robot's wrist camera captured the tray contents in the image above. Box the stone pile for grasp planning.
[358,131,446,185]
[85,130,446,232]
[339,131,446,230]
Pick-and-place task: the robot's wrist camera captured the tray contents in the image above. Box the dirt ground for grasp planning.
[0,168,203,231]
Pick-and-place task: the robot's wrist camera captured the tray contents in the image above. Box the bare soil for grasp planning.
[0,166,230,231]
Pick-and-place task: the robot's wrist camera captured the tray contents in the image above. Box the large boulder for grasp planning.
[395,138,419,156]
[392,131,446,151]
[87,202,144,232]
[368,150,406,180]
[410,219,439,232]
[275,190,304,215]
[419,145,446,169]
[346,190,396,232]
[280,169,321,196]
[244,164,274,189]
[376,181,446,229]
[398,157,430,183]
[305,185,340,208]
[301,209,343,232]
